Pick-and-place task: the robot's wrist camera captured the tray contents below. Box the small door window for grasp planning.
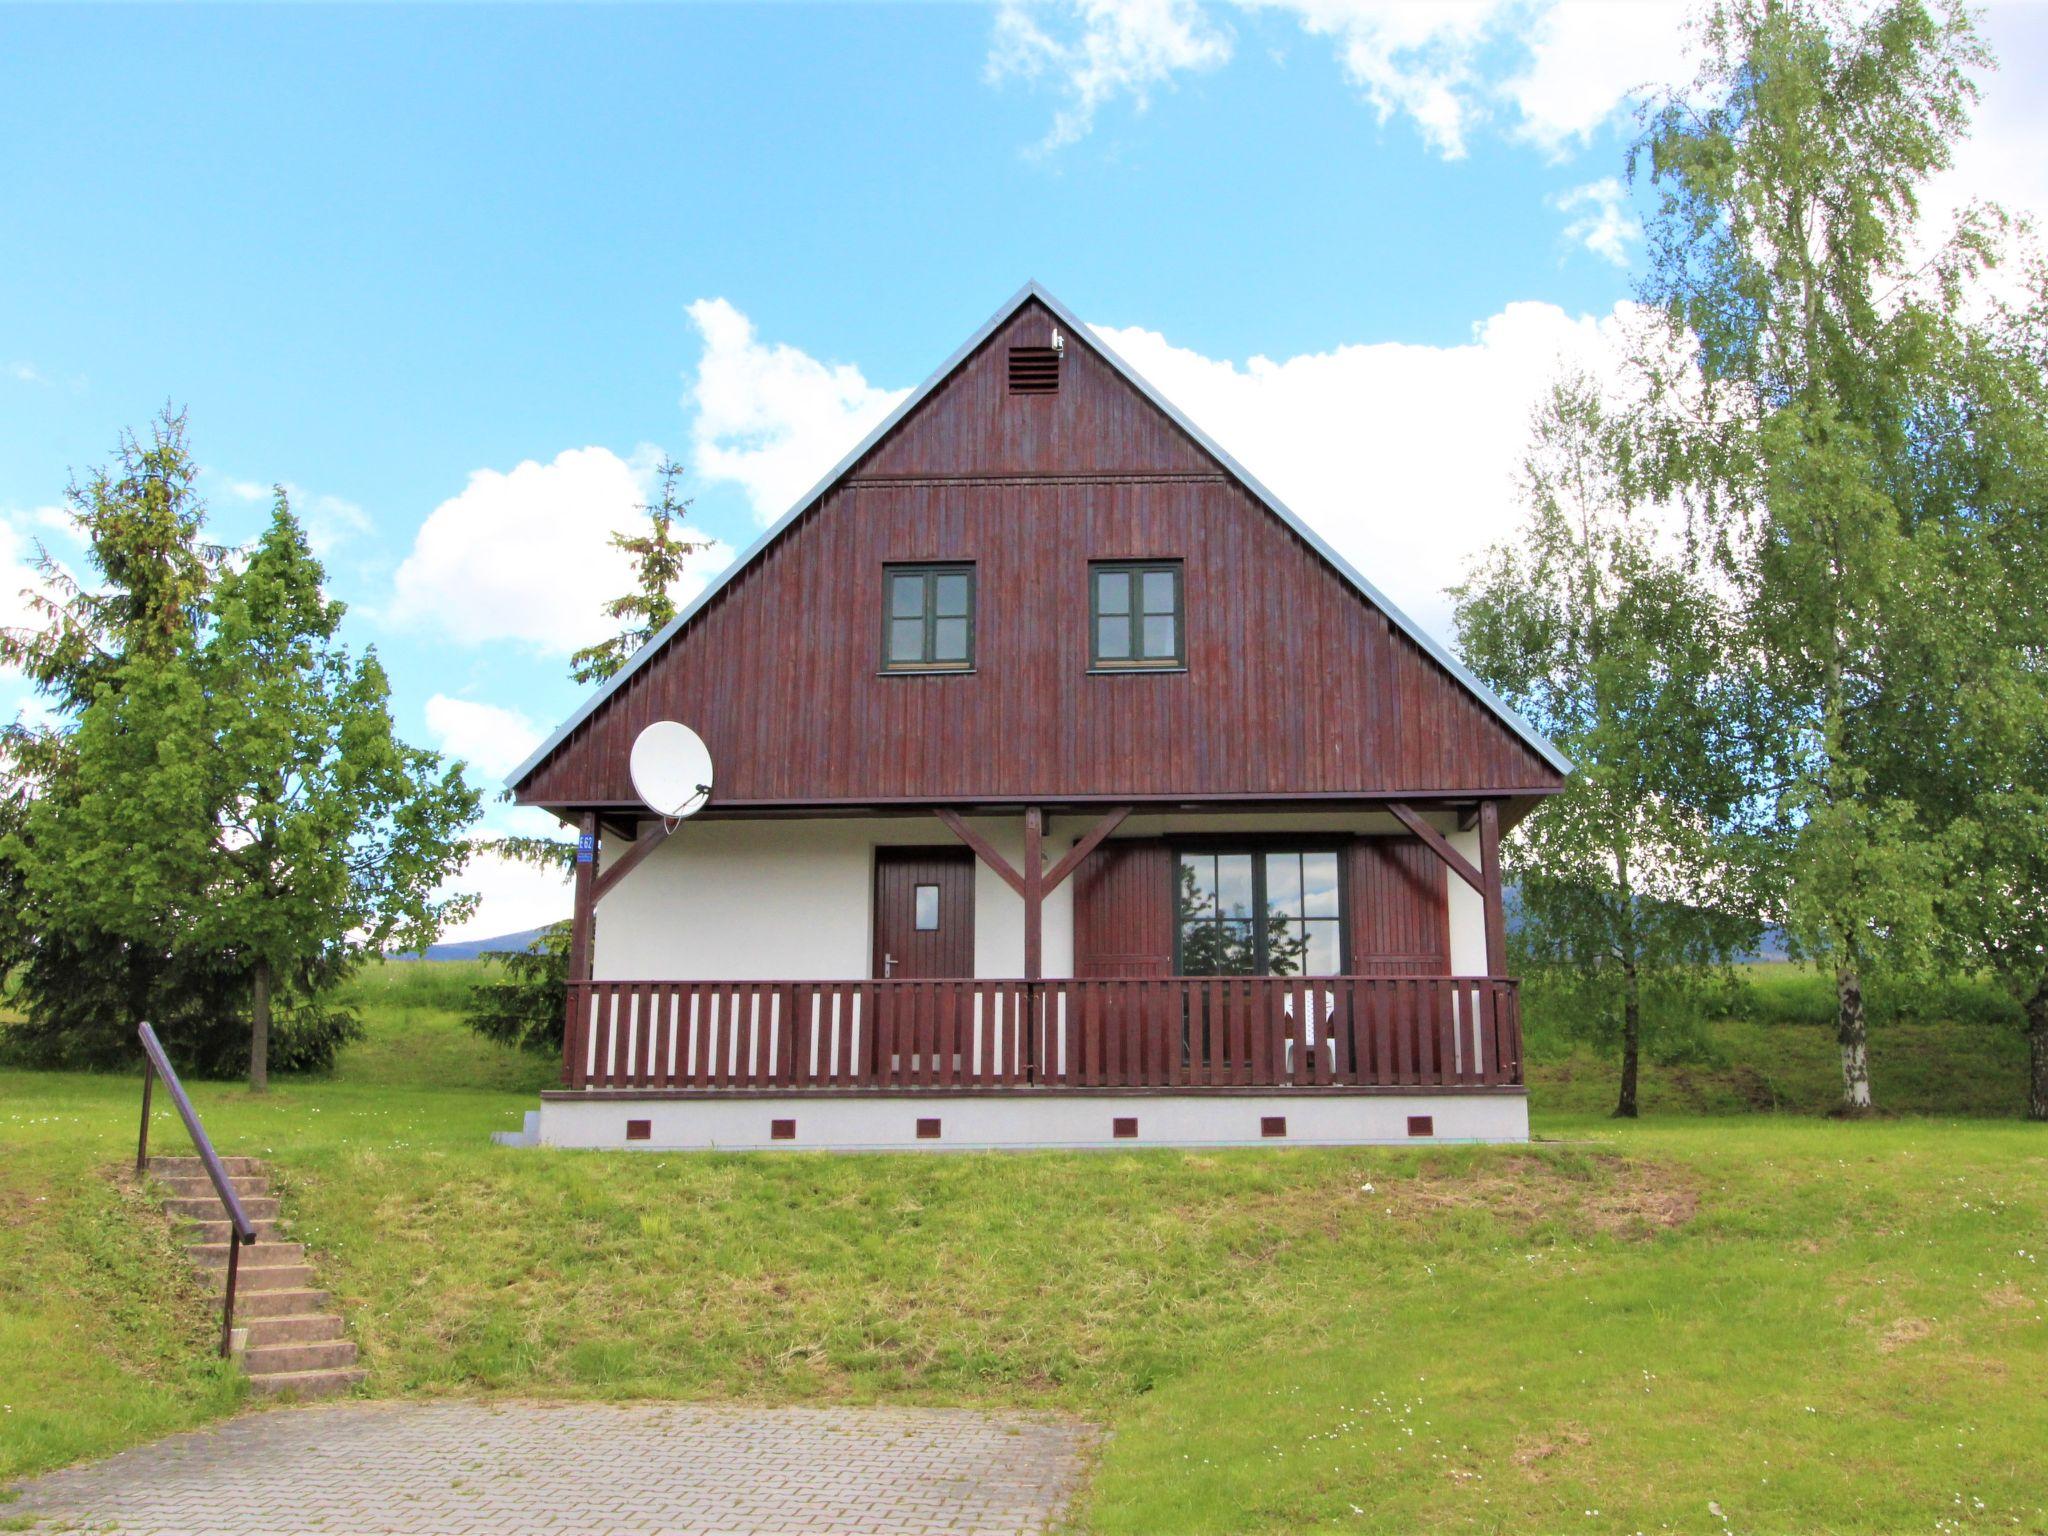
[913,884,940,930]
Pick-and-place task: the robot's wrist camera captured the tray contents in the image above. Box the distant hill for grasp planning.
[397,926,550,962]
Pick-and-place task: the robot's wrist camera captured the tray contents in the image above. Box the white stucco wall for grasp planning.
[592,815,1074,981]
[591,807,1490,981]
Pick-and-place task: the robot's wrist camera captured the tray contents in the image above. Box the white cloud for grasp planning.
[6,361,45,385]
[432,842,572,948]
[686,298,910,523]
[1243,0,1506,158]
[988,0,1233,149]
[1094,299,1642,639]
[1502,0,1689,157]
[390,445,734,653]
[1550,176,1641,266]
[993,0,1689,158]
[425,695,544,780]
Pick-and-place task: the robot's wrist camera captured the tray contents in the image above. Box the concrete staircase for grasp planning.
[145,1155,364,1399]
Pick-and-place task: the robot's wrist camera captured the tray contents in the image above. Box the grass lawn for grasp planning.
[2,966,2044,1533]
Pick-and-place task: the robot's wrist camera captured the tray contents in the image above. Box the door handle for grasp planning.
[884,953,897,978]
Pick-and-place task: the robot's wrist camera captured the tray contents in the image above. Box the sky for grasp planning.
[3,0,2044,943]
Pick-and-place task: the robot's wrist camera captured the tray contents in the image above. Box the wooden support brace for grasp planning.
[934,809,1027,897]
[1043,806,1133,894]
[1385,800,1487,895]
[593,818,677,904]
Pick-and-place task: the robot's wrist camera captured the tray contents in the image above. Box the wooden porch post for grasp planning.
[1478,799,1507,978]
[1022,807,1044,983]
[934,803,1129,982]
[564,811,599,1085]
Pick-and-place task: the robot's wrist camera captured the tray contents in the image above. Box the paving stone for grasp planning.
[7,1400,1096,1535]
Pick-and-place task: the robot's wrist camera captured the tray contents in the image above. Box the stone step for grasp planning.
[148,1155,267,1177]
[245,1366,364,1400]
[240,1312,345,1348]
[204,1262,317,1293]
[163,1194,281,1222]
[229,1287,333,1318]
[153,1187,270,1212]
[189,1240,305,1269]
[243,1338,358,1375]
[178,1217,288,1244]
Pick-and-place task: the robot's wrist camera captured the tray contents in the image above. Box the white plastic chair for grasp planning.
[1281,988,1339,1076]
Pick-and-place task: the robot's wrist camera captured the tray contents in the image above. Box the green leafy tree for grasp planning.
[465,920,574,1055]
[1632,0,1995,1110]
[1882,300,2048,1116]
[568,457,713,685]
[1455,376,1760,1117]
[0,411,289,1075]
[14,496,481,1089]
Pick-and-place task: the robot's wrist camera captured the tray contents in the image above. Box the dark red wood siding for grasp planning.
[518,299,1562,810]
[1072,841,1175,977]
[1348,837,1451,973]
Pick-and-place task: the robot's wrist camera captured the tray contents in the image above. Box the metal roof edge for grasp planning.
[506,279,1571,791]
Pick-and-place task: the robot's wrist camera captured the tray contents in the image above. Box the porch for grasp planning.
[536,800,1532,1148]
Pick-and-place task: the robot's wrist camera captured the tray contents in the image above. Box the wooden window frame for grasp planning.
[881,562,976,674]
[1089,560,1184,672]
[1171,838,1349,978]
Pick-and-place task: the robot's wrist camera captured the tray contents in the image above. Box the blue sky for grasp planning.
[4,1,2043,938]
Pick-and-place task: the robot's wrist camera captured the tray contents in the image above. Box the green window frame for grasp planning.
[1090,560,1184,670]
[881,563,975,673]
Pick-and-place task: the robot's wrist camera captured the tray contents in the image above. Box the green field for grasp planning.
[2,964,2044,1533]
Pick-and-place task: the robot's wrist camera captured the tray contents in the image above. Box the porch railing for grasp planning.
[562,976,1522,1092]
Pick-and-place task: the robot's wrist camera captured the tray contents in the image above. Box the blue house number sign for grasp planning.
[576,832,596,864]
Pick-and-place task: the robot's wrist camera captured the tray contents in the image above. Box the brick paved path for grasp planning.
[7,1400,1096,1535]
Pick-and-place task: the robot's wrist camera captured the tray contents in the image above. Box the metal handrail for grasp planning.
[135,1022,256,1357]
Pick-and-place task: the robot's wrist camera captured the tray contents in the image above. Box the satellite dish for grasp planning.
[629,721,713,821]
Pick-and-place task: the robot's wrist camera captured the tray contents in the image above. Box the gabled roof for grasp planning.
[507,282,1570,790]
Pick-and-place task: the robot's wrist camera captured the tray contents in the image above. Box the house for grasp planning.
[506,283,1569,1151]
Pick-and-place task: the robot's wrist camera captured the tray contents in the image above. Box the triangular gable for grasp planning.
[509,282,1569,793]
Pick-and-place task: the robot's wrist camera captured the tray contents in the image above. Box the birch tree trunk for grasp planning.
[1835,959,1873,1112]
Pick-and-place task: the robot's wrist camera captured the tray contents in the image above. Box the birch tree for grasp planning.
[1455,376,1759,1117]
[1634,0,1995,1109]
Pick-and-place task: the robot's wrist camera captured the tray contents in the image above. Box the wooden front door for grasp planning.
[872,848,975,979]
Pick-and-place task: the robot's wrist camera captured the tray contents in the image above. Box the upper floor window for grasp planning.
[1091,560,1183,669]
[882,563,974,672]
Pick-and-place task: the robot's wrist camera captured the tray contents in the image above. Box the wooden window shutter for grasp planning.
[1072,840,1175,978]
[1347,836,1451,974]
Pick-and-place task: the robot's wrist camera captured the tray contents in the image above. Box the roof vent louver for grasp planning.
[1008,345,1061,394]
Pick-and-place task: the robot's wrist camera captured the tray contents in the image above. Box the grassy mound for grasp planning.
[2,962,2043,1531]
